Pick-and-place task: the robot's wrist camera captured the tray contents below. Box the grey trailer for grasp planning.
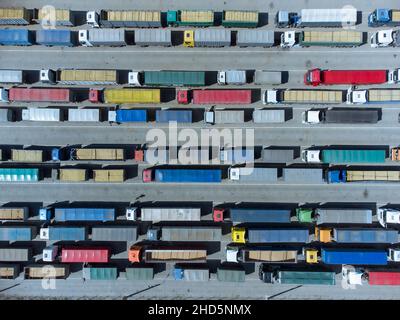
[79,29,126,47]
[0,248,31,262]
[237,30,274,47]
[0,70,23,84]
[134,29,172,46]
[316,208,373,225]
[194,29,231,47]
[253,109,285,123]
[91,226,138,242]
[217,268,245,282]
[282,168,324,184]
[262,149,295,163]
[184,269,210,281]
[324,109,379,124]
[229,167,278,182]
[0,109,13,122]
[125,267,154,280]
[205,109,245,124]
[161,227,222,242]
[254,71,283,85]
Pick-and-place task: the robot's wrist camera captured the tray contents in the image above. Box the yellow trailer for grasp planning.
[300,31,363,46]
[368,89,400,103]
[0,265,19,279]
[0,7,30,25]
[24,265,69,279]
[93,169,125,182]
[346,170,400,182]
[59,70,118,85]
[11,149,43,162]
[222,10,259,27]
[59,169,87,182]
[72,148,124,160]
[107,10,160,23]
[37,8,73,26]
[104,88,161,104]
[0,207,28,220]
[283,90,344,104]
[181,10,213,23]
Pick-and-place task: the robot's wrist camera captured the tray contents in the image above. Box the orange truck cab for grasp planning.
[128,245,143,263]
[315,227,333,243]
[134,149,144,162]
[391,148,400,161]
[142,169,153,182]
[213,208,225,222]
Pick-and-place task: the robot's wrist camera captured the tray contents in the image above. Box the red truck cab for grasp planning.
[304,69,322,86]
[134,149,144,162]
[213,208,226,222]
[142,169,153,182]
[177,89,190,104]
[89,88,102,103]
[128,245,143,263]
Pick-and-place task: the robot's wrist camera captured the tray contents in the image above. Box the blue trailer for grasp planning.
[40,226,87,241]
[0,227,36,241]
[333,229,398,244]
[248,228,309,243]
[36,29,74,46]
[368,9,400,27]
[54,208,115,222]
[114,109,147,122]
[154,169,222,183]
[155,110,192,123]
[0,29,33,46]
[230,209,291,223]
[321,248,388,265]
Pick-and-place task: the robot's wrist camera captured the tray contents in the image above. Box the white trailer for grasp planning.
[68,109,100,122]
[22,108,61,122]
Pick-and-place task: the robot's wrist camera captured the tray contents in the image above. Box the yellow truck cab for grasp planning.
[315,227,332,243]
[304,248,319,264]
[231,227,246,244]
[184,30,195,47]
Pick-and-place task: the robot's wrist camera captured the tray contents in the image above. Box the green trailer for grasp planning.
[0,168,39,182]
[276,271,336,285]
[222,10,259,27]
[144,71,206,87]
[83,267,118,280]
[167,10,214,27]
[296,209,314,223]
[217,268,245,282]
[299,31,364,47]
[125,267,154,280]
[321,149,386,164]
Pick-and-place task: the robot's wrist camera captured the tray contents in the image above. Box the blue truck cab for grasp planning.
[39,208,52,221]
[368,9,400,27]
[327,169,347,183]
[173,267,184,280]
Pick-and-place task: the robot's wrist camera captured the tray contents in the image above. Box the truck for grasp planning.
[296,208,373,225]
[130,70,206,87]
[126,207,201,221]
[0,207,28,221]
[167,10,214,27]
[35,29,74,47]
[213,208,291,223]
[227,246,298,263]
[220,148,254,164]
[0,7,30,25]
[11,149,43,162]
[177,89,251,104]
[0,29,33,45]
[236,30,274,47]
[327,169,400,183]
[368,9,400,27]
[88,10,161,28]
[315,227,398,244]
[184,29,231,48]
[41,69,119,85]
[9,88,72,102]
[217,267,245,282]
[36,8,74,26]
[125,267,154,280]
[370,29,400,48]
[128,246,207,263]
[53,208,115,222]
[70,148,124,161]
[254,71,283,85]
[155,110,192,123]
[93,169,125,183]
[342,265,400,286]
[321,248,388,265]
[378,208,400,228]
[142,168,222,183]
[0,109,14,122]
[0,248,32,262]
[59,169,87,182]
[0,70,23,84]
[204,109,245,124]
[253,109,285,123]
[61,247,110,263]
[108,109,147,123]
[147,226,221,242]
[217,70,246,85]
[298,30,364,47]
[40,226,87,241]
[68,109,100,122]
[301,149,386,164]
[0,226,36,241]
[99,88,160,104]
[282,168,324,184]
[222,10,258,27]
[304,69,391,86]
[24,265,69,279]
[0,264,19,279]
[79,29,126,47]
[259,267,336,285]
[174,267,210,281]
[347,88,400,104]
[261,148,295,163]
[228,167,278,182]
[0,168,39,182]
[297,8,357,27]
[303,109,380,124]
[264,89,345,104]
[232,227,310,244]
[134,29,172,47]
[91,226,137,242]
[83,267,118,280]
[22,108,61,122]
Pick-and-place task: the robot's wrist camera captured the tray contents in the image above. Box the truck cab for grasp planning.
[388,248,400,262]
[370,29,396,47]
[213,207,226,222]
[231,227,246,244]
[42,245,58,262]
[228,167,241,180]
[39,207,52,221]
[346,87,367,104]
[89,88,103,103]
[86,11,100,27]
[78,29,91,46]
[377,208,400,228]
[296,208,314,223]
[301,150,321,163]
[40,69,57,84]
[142,169,153,182]
[262,89,278,104]
[128,71,143,86]
[280,31,296,48]
[0,88,9,102]
[51,148,62,161]
[176,89,190,104]
[183,30,195,47]
[128,245,143,263]
[125,207,138,220]
[315,227,333,243]
[204,110,215,124]
[147,227,160,241]
[226,246,240,263]
[302,110,323,124]
[40,227,50,240]
[388,68,400,84]
[304,68,321,86]
[342,265,366,286]
[276,11,299,28]
[258,264,274,283]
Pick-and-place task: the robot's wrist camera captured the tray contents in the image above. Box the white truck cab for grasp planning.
[370,29,393,48]
[302,110,322,124]
[346,87,367,104]
[43,245,58,262]
[78,30,91,46]
[280,31,296,48]
[86,11,100,27]
[388,68,400,84]
[378,208,400,228]
[0,88,9,102]
[301,150,321,163]
[342,265,366,286]
[217,71,227,84]
[126,207,138,220]
[228,167,240,180]
[262,89,278,104]
[204,111,215,124]
[40,69,56,83]
[388,248,400,262]
[40,227,50,240]
[128,71,142,86]
[226,246,239,262]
